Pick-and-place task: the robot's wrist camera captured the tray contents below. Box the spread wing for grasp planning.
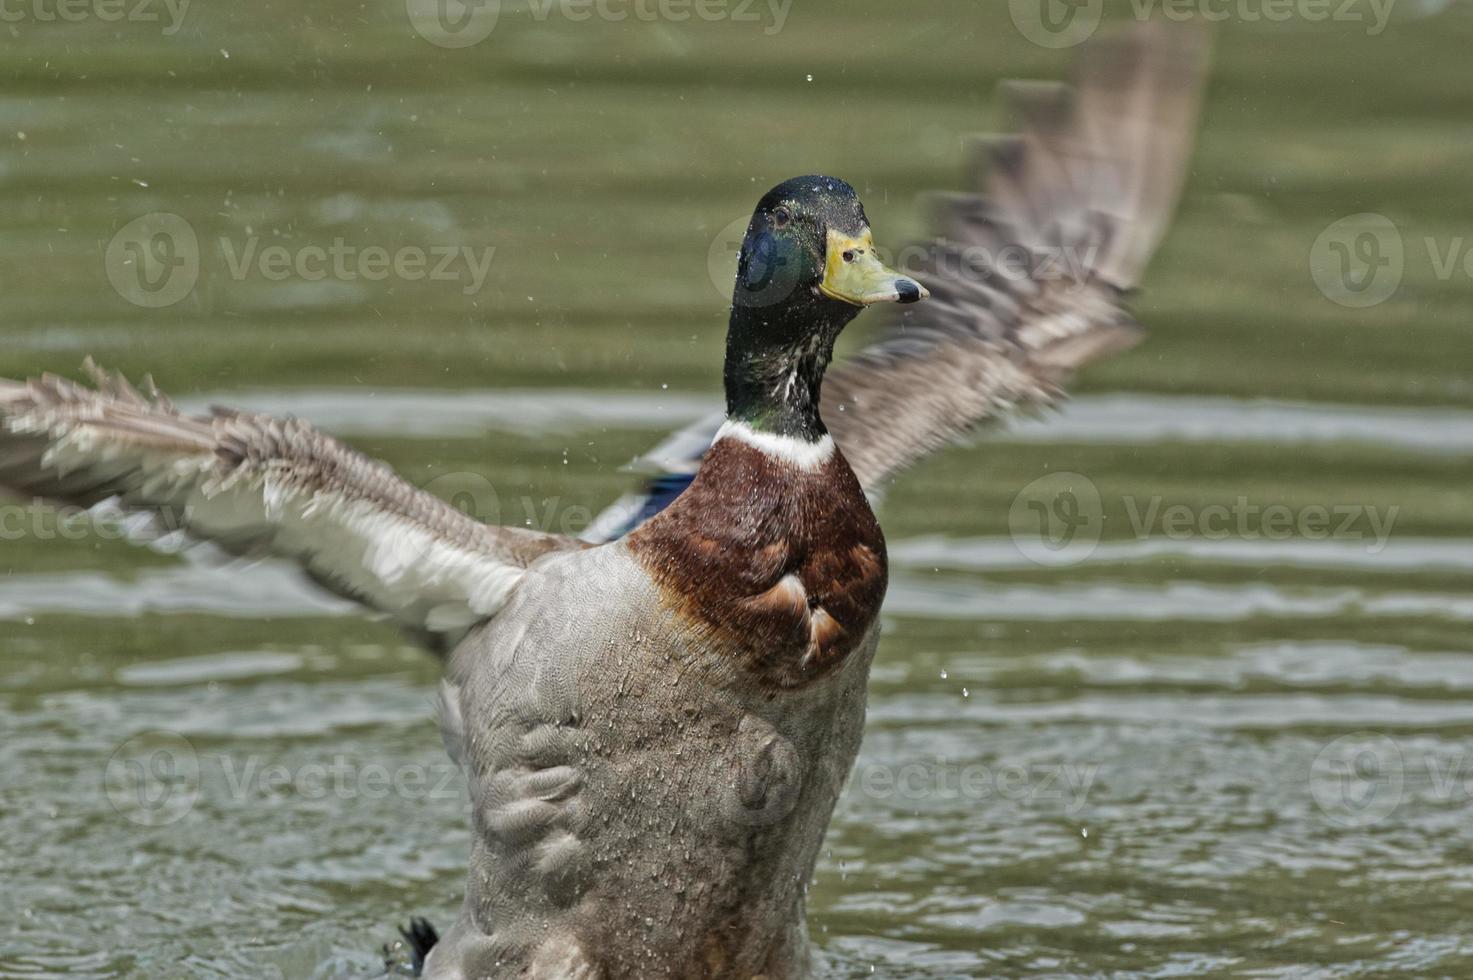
[588,21,1209,540]
[0,360,583,647]
[825,21,1208,489]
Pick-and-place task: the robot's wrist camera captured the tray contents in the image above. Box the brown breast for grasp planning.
[627,435,888,690]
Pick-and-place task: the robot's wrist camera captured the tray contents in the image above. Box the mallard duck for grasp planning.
[0,23,1206,979]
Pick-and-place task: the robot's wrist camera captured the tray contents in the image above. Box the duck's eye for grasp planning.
[772,206,791,228]
[842,250,856,263]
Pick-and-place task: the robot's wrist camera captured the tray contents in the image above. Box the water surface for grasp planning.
[4,2,1473,977]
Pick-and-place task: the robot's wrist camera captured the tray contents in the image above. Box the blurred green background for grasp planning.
[4,0,1473,977]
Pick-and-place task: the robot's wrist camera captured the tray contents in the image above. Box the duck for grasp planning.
[0,23,1206,980]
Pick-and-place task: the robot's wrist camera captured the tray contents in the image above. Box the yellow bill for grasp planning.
[819,228,929,306]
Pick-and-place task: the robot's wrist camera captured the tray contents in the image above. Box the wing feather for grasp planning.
[821,21,1208,490]
[0,360,583,646]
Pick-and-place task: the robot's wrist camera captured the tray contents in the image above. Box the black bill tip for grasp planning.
[895,279,923,304]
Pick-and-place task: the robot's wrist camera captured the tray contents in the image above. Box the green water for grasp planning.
[4,0,1473,976]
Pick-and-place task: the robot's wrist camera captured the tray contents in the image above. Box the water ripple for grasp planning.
[889,535,1473,574]
[166,388,1473,453]
[5,557,1473,626]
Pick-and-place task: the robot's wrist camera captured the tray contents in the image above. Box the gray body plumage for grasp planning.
[429,542,875,979]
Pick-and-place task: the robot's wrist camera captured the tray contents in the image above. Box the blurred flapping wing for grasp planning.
[826,21,1209,490]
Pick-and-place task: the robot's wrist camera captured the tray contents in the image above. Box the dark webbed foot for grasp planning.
[381,916,439,977]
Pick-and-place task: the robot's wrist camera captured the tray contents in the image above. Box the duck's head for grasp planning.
[733,175,928,312]
[725,176,928,442]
